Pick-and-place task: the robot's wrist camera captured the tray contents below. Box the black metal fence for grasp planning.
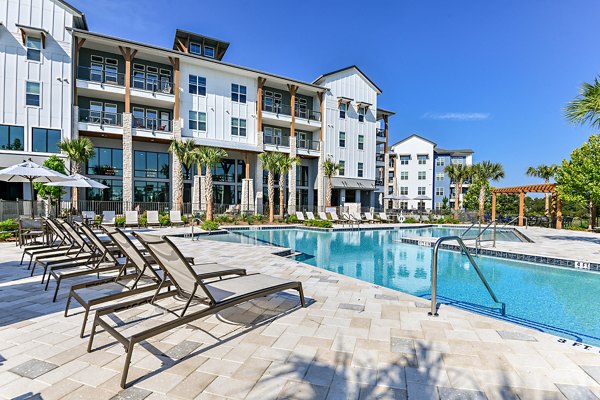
[0,200,46,220]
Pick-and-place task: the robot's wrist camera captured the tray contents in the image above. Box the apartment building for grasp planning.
[0,0,394,213]
[389,134,473,211]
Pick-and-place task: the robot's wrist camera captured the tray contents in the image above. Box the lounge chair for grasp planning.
[101,211,116,226]
[364,212,379,224]
[329,211,346,225]
[295,211,306,221]
[169,210,185,227]
[379,212,390,223]
[66,227,245,337]
[88,232,305,388]
[21,217,74,267]
[18,218,45,247]
[124,211,139,228]
[306,211,316,220]
[146,211,161,228]
[350,211,365,223]
[81,211,96,226]
[318,212,329,220]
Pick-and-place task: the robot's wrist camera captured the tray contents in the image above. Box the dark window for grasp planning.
[134,151,170,179]
[87,147,123,176]
[32,128,61,153]
[358,162,364,178]
[296,166,309,187]
[190,42,201,55]
[0,125,24,151]
[86,179,123,201]
[231,84,247,103]
[189,75,206,95]
[134,181,169,202]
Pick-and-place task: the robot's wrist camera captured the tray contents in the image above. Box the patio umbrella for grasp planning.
[413,195,432,201]
[44,173,109,189]
[383,195,410,200]
[0,160,72,217]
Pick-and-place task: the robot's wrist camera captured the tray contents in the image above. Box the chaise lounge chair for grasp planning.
[318,211,329,220]
[87,231,305,388]
[295,211,306,221]
[101,211,116,226]
[146,210,161,228]
[124,211,139,228]
[306,211,316,220]
[169,210,185,227]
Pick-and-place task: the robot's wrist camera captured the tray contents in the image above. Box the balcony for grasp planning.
[261,101,321,131]
[297,138,319,156]
[376,128,386,143]
[376,154,386,166]
[264,135,291,148]
[78,109,123,136]
[375,179,384,186]
[76,66,126,100]
[130,75,175,108]
[133,116,173,140]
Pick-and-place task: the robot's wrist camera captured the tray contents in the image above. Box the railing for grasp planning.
[133,117,172,132]
[79,109,123,127]
[261,101,321,121]
[376,128,386,138]
[131,75,174,94]
[0,200,46,220]
[429,236,506,317]
[297,108,321,121]
[297,138,319,151]
[376,154,385,163]
[264,135,291,147]
[77,66,125,86]
[375,179,384,186]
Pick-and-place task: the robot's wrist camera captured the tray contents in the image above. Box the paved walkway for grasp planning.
[0,234,599,400]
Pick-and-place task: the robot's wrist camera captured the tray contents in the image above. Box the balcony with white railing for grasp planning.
[78,109,124,136]
[76,66,126,100]
[262,101,321,131]
[133,116,174,140]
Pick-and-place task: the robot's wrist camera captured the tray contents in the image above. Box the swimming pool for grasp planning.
[398,226,523,242]
[203,228,600,346]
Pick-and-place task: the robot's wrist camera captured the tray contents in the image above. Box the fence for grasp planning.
[0,200,47,220]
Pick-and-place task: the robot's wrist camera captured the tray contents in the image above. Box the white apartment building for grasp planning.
[0,0,395,214]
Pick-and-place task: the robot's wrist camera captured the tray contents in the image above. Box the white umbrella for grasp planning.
[413,195,432,201]
[0,160,72,217]
[384,195,410,200]
[44,173,109,189]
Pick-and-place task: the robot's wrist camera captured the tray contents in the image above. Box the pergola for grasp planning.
[491,183,562,229]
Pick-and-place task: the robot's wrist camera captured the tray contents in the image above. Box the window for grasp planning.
[204,46,215,58]
[436,172,445,181]
[134,151,170,179]
[231,84,247,103]
[400,155,410,165]
[418,187,426,196]
[436,157,445,167]
[400,171,408,180]
[132,64,145,89]
[339,132,346,147]
[189,75,206,96]
[451,157,464,165]
[0,125,24,151]
[339,160,345,176]
[87,147,123,176]
[417,154,428,165]
[231,118,246,136]
[32,128,61,153]
[87,179,122,201]
[189,111,206,131]
[400,201,408,210]
[190,42,201,55]
[297,166,309,186]
[134,181,169,202]
[435,202,443,211]
[400,187,408,196]
[339,103,347,119]
[436,187,444,196]
[418,171,426,180]
[358,107,365,122]
[358,162,364,177]
[26,81,41,107]
[26,36,42,62]
[358,135,364,150]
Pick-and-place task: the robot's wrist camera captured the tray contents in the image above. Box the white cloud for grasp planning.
[421,112,490,121]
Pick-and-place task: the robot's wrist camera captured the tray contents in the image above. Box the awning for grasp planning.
[330,177,375,190]
[15,24,48,48]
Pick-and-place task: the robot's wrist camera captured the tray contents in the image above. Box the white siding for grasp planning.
[391,136,435,210]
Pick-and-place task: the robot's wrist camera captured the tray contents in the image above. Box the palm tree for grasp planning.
[472,161,505,222]
[169,139,196,212]
[322,158,340,208]
[277,154,299,219]
[526,164,558,216]
[58,138,96,210]
[196,146,227,221]
[444,163,472,219]
[259,152,280,223]
[565,76,600,130]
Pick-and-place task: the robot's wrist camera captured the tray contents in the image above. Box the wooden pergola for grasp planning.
[491,183,562,229]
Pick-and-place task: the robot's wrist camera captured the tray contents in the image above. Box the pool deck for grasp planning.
[1,230,600,400]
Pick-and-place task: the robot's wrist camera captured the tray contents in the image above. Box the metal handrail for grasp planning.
[460,221,477,238]
[501,216,528,229]
[429,236,506,317]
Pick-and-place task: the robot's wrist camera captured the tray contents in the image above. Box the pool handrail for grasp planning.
[429,235,506,317]
[460,221,477,238]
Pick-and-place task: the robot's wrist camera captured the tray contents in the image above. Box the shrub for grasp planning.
[159,215,170,226]
[404,217,419,224]
[253,214,264,223]
[287,215,299,224]
[566,225,587,231]
[0,219,18,241]
[304,220,332,228]
[115,216,126,227]
[139,216,147,227]
[201,220,220,231]
[94,215,102,225]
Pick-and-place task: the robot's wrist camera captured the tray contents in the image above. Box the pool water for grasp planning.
[203,228,600,346]
[398,226,522,242]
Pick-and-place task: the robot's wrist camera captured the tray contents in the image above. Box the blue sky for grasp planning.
[70,0,600,187]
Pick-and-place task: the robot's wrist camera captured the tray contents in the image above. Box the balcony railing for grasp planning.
[262,101,321,121]
[376,128,386,138]
[375,179,384,186]
[264,135,290,147]
[297,138,319,151]
[133,117,172,132]
[77,66,125,86]
[79,109,123,127]
[131,75,174,95]
[376,154,385,163]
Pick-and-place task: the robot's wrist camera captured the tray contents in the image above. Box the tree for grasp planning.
[322,158,340,208]
[472,161,505,222]
[33,155,66,202]
[195,146,227,221]
[57,138,95,209]
[259,152,280,223]
[169,139,196,212]
[556,134,600,230]
[525,164,558,216]
[464,180,492,213]
[564,76,600,130]
[444,163,472,219]
[277,154,299,219]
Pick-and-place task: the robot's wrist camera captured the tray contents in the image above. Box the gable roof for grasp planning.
[55,0,88,30]
[313,65,382,94]
[390,134,437,148]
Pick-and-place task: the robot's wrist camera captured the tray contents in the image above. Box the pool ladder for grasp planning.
[429,236,506,317]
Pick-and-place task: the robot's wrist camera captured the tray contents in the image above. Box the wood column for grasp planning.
[317,91,324,141]
[169,57,180,120]
[73,38,86,106]
[288,84,298,137]
[245,153,250,178]
[518,191,525,226]
[491,192,497,221]
[383,115,389,152]
[556,193,562,230]
[119,46,137,113]
[257,77,266,133]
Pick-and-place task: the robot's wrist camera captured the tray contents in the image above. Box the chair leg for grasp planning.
[87,313,100,353]
[120,342,135,389]
[79,308,90,338]
[298,285,306,308]
[64,293,73,317]
[52,277,62,302]
[45,272,52,291]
